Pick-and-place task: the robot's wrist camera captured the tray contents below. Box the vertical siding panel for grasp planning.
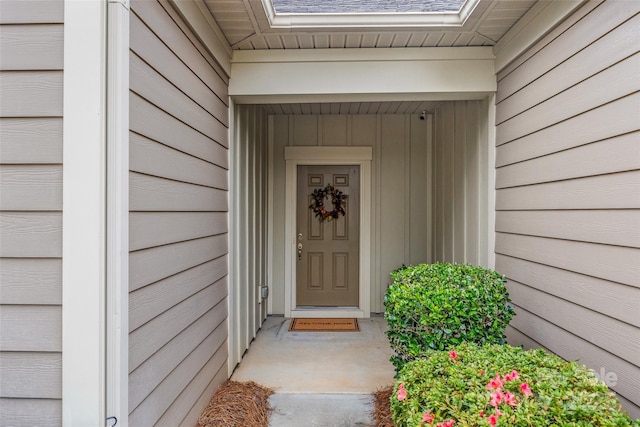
[433,108,444,261]
[0,1,64,425]
[495,0,640,417]
[442,103,455,262]
[431,101,488,266]
[322,115,348,146]
[465,102,479,264]
[409,116,430,265]
[453,102,466,262]
[230,104,269,372]
[380,116,407,286]
[128,0,230,424]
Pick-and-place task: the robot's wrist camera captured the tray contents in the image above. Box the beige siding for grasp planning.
[0,1,64,425]
[432,101,489,266]
[128,1,229,425]
[495,0,640,418]
[229,105,269,370]
[270,114,432,313]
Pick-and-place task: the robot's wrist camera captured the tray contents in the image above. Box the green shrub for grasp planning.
[391,343,638,426]
[384,263,515,371]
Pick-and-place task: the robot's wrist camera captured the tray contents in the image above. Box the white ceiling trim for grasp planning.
[260,0,482,29]
[231,46,495,63]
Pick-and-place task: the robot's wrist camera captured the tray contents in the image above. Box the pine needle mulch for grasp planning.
[373,385,396,427]
[197,381,273,427]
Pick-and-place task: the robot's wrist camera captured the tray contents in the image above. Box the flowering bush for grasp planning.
[384,263,515,371]
[391,343,638,426]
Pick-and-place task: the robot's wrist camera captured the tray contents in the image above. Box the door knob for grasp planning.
[297,242,303,260]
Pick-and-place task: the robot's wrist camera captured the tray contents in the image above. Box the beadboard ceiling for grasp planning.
[202,0,539,114]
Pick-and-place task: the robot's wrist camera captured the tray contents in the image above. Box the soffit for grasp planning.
[260,100,441,115]
[202,0,538,114]
[203,0,538,49]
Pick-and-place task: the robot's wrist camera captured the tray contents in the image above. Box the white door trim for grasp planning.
[284,146,372,318]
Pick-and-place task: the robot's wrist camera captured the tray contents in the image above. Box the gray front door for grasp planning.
[296,165,360,306]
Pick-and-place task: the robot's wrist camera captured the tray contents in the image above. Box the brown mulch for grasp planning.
[197,380,395,427]
[373,385,396,427]
[197,381,274,427]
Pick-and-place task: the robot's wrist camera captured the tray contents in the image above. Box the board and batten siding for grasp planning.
[270,114,432,313]
[495,0,640,418]
[0,1,64,425]
[128,0,229,425]
[229,105,269,370]
[432,100,490,266]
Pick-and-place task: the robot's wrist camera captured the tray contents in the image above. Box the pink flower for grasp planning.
[519,382,533,396]
[504,370,520,382]
[397,383,407,401]
[489,390,504,407]
[422,411,434,422]
[486,411,501,426]
[485,374,504,390]
[479,410,485,418]
[503,391,517,406]
[449,350,458,361]
[436,420,456,427]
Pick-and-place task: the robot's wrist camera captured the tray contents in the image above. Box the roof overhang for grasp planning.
[260,0,482,29]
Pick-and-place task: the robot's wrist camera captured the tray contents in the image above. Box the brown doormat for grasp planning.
[288,318,360,332]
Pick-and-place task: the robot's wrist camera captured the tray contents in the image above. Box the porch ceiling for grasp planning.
[203,0,538,50]
[200,0,539,113]
[260,100,441,115]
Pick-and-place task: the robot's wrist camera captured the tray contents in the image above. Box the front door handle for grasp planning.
[297,242,303,260]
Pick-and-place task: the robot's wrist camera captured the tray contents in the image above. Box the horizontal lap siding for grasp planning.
[495,0,640,417]
[128,1,229,426]
[0,2,63,425]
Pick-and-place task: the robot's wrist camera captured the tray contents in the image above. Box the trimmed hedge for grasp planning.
[391,343,638,426]
[384,263,515,371]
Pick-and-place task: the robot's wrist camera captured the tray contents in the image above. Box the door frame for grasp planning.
[284,146,372,318]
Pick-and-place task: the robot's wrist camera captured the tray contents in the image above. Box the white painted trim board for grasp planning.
[284,146,372,318]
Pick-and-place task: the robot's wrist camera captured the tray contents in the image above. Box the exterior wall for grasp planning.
[432,100,490,266]
[270,114,432,314]
[495,0,640,417]
[128,0,230,425]
[0,1,64,425]
[229,104,269,370]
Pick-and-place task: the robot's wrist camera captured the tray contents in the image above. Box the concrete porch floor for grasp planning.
[230,315,396,426]
[231,315,396,393]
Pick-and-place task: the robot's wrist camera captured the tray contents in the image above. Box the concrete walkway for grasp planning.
[230,316,396,426]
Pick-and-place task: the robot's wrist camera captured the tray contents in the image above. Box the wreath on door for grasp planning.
[309,184,346,222]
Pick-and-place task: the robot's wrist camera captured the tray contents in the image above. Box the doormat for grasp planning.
[288,318,360,332]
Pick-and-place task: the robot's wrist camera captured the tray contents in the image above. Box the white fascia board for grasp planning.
[63,0,107,424]
[493,0,586,73]
[261,0,481,29]
[169,0,232,76]
[230,48,496,102]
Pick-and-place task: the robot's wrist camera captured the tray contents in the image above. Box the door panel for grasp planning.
[296,165,360,306]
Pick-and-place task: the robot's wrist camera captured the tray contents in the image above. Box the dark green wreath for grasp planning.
[309,184,346,222]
